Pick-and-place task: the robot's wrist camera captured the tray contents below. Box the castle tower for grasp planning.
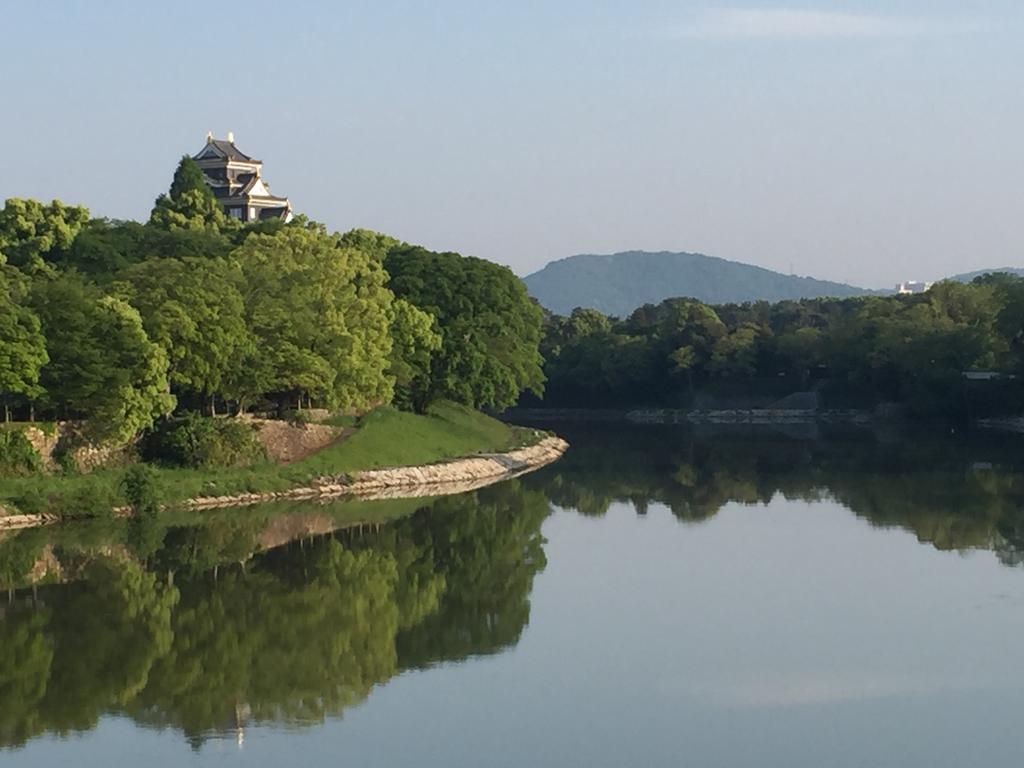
[193,132,293,223]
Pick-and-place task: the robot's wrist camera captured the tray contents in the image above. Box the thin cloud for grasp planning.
[669,8,946,40]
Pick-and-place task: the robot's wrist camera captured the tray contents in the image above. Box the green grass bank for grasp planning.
[0,402,543,519]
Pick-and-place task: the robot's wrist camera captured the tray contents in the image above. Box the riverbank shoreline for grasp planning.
[0,435,569,531]
[504,407,874,425]
[506,406,1024,430]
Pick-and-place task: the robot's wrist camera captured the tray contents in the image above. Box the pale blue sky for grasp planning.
[2,1,1022,287]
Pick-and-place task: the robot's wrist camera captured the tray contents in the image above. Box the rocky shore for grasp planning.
[186,436,568,511]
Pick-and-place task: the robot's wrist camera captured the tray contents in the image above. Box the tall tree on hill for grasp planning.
[234,224,395,411]
[118,257,255,413]
[56,219,148,279]
[388,299,442,412]
[339,228,403,261]
[30,272,175,442]
[0,267,48,420]
[384,246,545,411]
[0,199,90,273]
[149,157,230,232]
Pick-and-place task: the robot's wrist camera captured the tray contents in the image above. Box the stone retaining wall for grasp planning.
[187,436,568,510]
[22,427,61,471]
[248,418,343,464]
[14,424,131,473]
[0,436,569,529]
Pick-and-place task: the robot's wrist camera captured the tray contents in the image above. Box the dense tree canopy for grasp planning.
[0,191,549,440]
[539,275,1024,416]
[30,272,175,441]
[118,257,254,409]
[0,198,90,273]
[149,157,230,232]
[388,298,442,412]
[0,268,47,418]
[235,224,395,410]
[385,246,545,410]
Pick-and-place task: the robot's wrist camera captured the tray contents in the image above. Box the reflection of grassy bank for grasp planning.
[0,403,539,519]
[0,494,433,591]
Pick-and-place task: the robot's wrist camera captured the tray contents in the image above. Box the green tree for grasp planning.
[708,322,762,377]
[149,157,230,232]
[339,228,402,260]
[542,307,612,359]
[0,267,48,419]
[0,198,89,273]
[234,224,394,410]
[119,257,254,411]
[639,298,726,395]
[31,272,175,441]
[389,298,442,412]
[385,246,545,410]
[55,219,147,279]
[775,326,823,384]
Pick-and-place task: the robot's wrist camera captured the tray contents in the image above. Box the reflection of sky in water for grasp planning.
[9,495,1024,767]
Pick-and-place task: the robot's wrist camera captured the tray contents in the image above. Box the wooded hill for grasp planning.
[524,250,873,317]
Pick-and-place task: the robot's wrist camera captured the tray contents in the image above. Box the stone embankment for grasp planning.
[0,512,61,531]
[187,436,568,510]
[0,436,569,529]
[247,417,345,464]
[20,425,131,473]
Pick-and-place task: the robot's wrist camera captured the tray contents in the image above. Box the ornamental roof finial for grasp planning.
[227,131,235,143]
[206,131,213,143]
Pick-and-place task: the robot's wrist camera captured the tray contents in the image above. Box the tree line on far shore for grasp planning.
[537,274,1024,417]
[0,157,544,442]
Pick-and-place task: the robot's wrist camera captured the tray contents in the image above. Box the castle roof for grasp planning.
[194,133,259,163]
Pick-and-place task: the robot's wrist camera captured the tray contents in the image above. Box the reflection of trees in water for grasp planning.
[0,558,176,748]
[5,427,1024,749]
[392,482,548,668]
[0,480,549,749]
[527,424,1024,561]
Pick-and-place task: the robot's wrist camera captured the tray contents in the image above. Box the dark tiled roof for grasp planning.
[195,138,255,162]
[237,176,261,196]
[215,139,251,160]
[258,206,290,220]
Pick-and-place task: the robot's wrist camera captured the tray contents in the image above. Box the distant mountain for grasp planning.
[523,251,873,317]
[947,267,1024,283]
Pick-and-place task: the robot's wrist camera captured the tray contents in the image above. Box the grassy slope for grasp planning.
[292,401,520,475]
[0,402,536,516]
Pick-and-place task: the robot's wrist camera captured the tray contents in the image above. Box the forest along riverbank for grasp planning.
[0,434,568,531]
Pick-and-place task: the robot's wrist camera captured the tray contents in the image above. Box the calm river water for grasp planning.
[3,423,1024,766]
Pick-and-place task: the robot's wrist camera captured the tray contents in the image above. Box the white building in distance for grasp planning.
[896,281,933,294]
